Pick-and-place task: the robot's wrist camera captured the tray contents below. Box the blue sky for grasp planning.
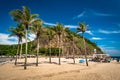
[0,0,120,56]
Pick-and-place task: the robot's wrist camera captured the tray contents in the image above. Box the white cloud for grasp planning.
[73,9,114,20]
[0,33,18,45]
[28,34,36,41]
[78,30,94,35]
[91,37,103,40]
[65,25,78,28]
[99,29,120,34]
[93,12,113,16]
[0,33,36,45]
[44,22,56,26]
[73,11,85,19]
[86,30,94,35]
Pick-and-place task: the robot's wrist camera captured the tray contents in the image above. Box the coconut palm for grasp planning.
[10,6,39,69]
[53,23,66,65]
[77,22,88,66]
[8,24,25,65]
[31,20,43,66]
[46,27,55,63]
[66,32,75,64]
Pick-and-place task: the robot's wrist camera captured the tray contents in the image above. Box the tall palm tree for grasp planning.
[67,33,75,64]
[31,20,43,66]
[19,24,25,59]
[10,6,39,69]
[77,22,88,66]
[46,27,55,63]
[53,23,65,65]
[8,24,25,65]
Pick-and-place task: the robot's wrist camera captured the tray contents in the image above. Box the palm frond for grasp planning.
[23,6,31,21]
[10,10,23,22]
[31,14,39,18]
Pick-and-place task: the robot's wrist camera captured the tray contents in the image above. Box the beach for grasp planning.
[0,58,120,80]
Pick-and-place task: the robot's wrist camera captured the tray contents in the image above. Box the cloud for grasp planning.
[64,25,78,28]
[73,9,114,20]
[0,33,36,45]
[98,45,120,56]
[0,33,18,45]
[76,30,94,36]
[98,44,120,56]
[86,30,94,35]
[73,11,85,19]
[99,29,120,34]
[91,37,103,40]
[105,49,120,56]
[44,22,56,26]
[101,46,115,50]
[28,34,36,41]
[93,12,114,16]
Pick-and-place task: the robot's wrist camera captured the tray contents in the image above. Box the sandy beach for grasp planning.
[0,58,120,80]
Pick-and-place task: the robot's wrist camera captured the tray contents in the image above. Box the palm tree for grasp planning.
[31,20,43,66]
[67,33,75,64]
[10,6,39,69]
[46,27,55,63]
[77,22,88,66]
[53,23,65,65]
[8,24,25,65]
[19,24,25,59]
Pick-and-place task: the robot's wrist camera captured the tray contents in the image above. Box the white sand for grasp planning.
[0,58,120,80]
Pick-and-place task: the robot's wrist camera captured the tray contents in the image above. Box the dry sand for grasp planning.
[0,58,120,80]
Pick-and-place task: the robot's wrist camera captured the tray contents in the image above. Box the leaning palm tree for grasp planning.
[8,24,25,65]
[77,22,88,66]
[31,20,43,66]
[10,6,39,69]
[53,23,65,65]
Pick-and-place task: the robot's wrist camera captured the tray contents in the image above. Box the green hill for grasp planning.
[0,28,103,56]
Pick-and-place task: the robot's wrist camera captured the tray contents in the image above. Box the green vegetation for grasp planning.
[0,44,62,56]
[0,45,17,56]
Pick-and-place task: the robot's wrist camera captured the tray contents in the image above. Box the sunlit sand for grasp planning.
[0,58,120,80]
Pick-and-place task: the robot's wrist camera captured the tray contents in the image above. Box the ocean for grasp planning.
[110,56,120,60]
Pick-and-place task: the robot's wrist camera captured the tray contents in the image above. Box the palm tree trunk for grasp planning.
[72,43,75,64]
[15,40,20,65]
[24,29,28,69]
[82,34,88,66]
[49,39,52,63]
[19,42,22,59]
[36,38,39,66]
[58,35,61,65]
[73,36,75,64]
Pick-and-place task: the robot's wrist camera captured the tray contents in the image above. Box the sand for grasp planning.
[0,58,120,80]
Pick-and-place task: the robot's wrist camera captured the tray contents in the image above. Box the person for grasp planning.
[116,58,119,62]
